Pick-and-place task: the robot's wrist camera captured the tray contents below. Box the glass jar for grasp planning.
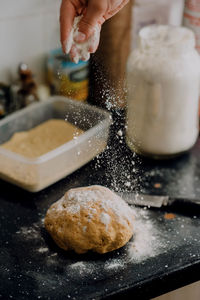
[126,25,200,159]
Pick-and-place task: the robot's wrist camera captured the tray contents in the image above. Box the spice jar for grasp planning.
[126,25,200,159]
[47,49,89,102]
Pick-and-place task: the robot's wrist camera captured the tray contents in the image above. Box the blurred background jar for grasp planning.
[47,49,89,102]
[131,0,184,49]
[184,0,200,54]
[126,25,200,159]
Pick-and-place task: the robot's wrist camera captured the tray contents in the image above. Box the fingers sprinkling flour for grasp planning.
[65,16,100,63]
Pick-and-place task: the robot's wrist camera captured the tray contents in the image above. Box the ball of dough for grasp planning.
[44,185,134,254]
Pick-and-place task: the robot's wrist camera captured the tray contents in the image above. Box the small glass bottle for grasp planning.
[126,25,200,159]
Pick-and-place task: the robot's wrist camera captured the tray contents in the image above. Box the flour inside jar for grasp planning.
[126,25,200,158]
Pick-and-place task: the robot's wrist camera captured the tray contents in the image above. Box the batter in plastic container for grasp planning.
[1,119,84,158]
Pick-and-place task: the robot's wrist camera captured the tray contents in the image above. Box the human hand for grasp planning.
[60,0,129,62]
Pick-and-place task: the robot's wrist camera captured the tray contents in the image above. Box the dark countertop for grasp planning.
[0,111,200,300]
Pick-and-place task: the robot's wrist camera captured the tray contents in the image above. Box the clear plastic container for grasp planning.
[0,96,112,192]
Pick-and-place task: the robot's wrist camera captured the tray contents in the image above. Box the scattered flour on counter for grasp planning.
[127,211,158,262]
[37,247,49,253]
[15,219,46,248]
[16,225,41,240]
[14,207,167,276]
[105,259,125,270]
[102,207,166,271]
[71,261,85,269]
[70,261,86,269]
[68,261,94,276]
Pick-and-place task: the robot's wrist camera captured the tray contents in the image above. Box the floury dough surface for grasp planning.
[44,185,134,254]
[1,119,84,158]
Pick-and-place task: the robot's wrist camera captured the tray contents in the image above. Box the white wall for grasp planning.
[0,0,61,84]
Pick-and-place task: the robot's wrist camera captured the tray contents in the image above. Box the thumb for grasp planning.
[76,1,106,41]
